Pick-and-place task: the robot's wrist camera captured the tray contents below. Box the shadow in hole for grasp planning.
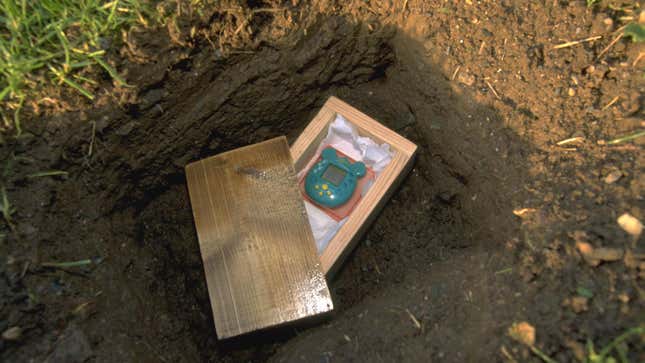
[3,13,537,363]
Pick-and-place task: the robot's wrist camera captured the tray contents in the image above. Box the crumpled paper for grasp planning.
[303,114,393,253]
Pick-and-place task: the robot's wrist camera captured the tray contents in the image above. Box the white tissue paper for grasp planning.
[302,114,393,254]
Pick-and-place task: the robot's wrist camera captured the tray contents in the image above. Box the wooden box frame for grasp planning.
[291,97,417,277]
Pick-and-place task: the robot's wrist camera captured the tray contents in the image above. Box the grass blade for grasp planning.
[607,130,645,145]
[60,76,94,100]
[55,25,71,72]
[93,56,132,87]
[41,259,92,268]
[597,326,645,359]
[26,170,68,178]
[0,86,10,101]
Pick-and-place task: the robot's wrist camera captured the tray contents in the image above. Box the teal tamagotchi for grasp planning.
[305,147,366,208]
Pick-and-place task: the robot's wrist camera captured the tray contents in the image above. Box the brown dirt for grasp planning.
[2,1,644,362]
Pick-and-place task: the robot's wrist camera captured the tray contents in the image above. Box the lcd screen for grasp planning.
[321,164,346,186]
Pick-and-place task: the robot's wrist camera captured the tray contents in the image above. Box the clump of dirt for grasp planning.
[2,1,643,362]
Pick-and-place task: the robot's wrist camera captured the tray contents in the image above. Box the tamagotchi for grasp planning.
[305,147,366,208]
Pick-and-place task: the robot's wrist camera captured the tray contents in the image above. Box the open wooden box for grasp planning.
[185,97,416,339]
[291,97,417,276]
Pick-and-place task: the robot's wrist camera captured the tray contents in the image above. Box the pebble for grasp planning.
[617,213,643,238]
[2,326,22,341]
[508,321,535,346]
[569,296,589,313]
[604,170,622,184]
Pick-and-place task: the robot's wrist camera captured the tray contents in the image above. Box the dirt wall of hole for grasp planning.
[70,17,396,213]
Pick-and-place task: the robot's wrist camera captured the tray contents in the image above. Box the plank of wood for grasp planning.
[290,97,417,276]
[186,137,333,339]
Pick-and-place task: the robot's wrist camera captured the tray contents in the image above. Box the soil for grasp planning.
[1,1,644,362]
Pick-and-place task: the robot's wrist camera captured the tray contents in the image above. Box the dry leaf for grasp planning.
[617,213,643,238]
[513,208,536,217]
[508,321,535,346]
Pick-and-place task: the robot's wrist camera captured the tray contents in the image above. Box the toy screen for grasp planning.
[322,164,346,186]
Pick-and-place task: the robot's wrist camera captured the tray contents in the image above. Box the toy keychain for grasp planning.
[305,147,366,208]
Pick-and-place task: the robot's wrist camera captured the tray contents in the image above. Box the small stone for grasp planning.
[586,65,595,74]
[570,296,588,313]
[2,326,22,341]
[568,88,576,97]
[603,18,613,26]
[617,213,643,238]
[604,170,622,184]
[617,293,630,303]
[508,321,535,346]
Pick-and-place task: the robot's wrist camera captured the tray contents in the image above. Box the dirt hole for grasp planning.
[7,15,532,363]
[70,16,527,361]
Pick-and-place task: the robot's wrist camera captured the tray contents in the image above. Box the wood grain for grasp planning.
[291,97,417,276]
[186,137,333,339]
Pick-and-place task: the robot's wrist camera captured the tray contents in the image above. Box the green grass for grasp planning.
[26,170,68,178]
[623,23,645,43]
[586,0,601,8]
[0,0,155,134]
[585,326,644,363]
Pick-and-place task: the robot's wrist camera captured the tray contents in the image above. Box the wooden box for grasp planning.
[185,97,416,339]
[291,97,417,276]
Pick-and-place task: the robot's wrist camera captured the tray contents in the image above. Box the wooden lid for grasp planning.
[185,136,333,339]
